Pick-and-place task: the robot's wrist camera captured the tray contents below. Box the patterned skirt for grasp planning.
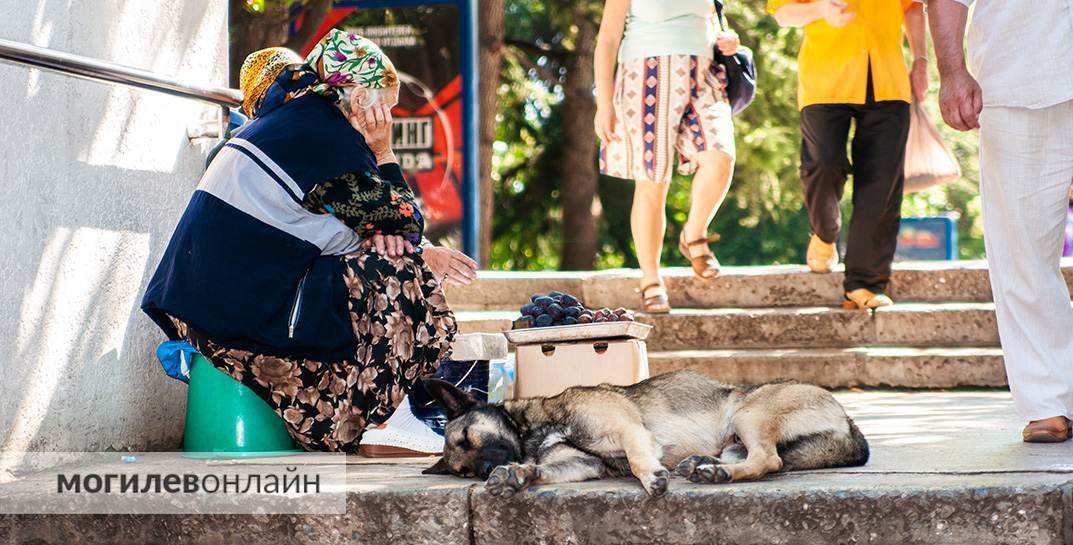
[171,249,456,452]
[599,54,735,185]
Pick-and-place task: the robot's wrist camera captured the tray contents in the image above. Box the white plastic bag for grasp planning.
[904,102,961,192]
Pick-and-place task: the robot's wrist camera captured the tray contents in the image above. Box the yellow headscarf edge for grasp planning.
[239,47,304,118]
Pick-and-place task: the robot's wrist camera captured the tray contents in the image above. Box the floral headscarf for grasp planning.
[239,47,304,118]
[238,31,398,118]
[304,29,399,96]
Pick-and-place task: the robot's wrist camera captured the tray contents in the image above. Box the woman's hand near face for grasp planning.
[348,90,396,164]
[423,246,478,285]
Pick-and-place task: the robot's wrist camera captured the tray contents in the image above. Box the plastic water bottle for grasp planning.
[488,355,516,403]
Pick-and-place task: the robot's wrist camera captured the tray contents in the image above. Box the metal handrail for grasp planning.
[0,37,242,108]
[0,37,242,138]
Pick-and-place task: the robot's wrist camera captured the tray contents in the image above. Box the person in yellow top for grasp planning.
[769,0,927,309]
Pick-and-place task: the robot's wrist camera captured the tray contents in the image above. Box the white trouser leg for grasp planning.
[979,101,1073,421]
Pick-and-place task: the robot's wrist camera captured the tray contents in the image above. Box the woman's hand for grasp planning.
[348,91,395,164]
[423,246,478,285]
[594,104,617,144]
[362,233,415,258]
[820,0,855,27]
[716,31,740,56]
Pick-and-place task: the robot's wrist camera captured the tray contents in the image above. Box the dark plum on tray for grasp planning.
[547,303,564,319]
[518,291,633,328]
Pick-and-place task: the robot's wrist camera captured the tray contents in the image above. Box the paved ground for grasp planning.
[838,390,1073,473]
[3,391,1073,545]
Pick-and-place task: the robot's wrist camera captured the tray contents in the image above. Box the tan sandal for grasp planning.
[639,283,671,314]
[842,288,894,310]
[806,233,838,274]
[679,232,721,279]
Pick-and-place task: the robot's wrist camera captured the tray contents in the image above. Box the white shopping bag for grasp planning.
[904,101,961,192]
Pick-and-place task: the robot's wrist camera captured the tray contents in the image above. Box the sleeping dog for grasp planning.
[423,369,868,496]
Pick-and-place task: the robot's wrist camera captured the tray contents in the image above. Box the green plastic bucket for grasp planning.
[183,353,301,458]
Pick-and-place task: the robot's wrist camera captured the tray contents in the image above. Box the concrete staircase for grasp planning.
[447,260,1073,388]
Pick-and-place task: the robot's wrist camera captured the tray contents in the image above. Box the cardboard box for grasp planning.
[514,339,649,398]
[449,333,509,361]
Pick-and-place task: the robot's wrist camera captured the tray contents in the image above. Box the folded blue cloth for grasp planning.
[155,340,200,384]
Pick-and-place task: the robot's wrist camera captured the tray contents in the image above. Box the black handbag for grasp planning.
[712,0,757,115]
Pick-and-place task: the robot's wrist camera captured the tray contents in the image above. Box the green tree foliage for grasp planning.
[489,1,984,270]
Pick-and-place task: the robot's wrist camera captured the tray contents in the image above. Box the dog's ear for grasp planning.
[424,379,477,420]
[422,457,451,475]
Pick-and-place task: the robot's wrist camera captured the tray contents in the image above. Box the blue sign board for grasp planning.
[896,216,958,261]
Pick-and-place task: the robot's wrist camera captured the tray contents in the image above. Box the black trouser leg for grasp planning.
[843,100,911,293]
[799,105,854,244]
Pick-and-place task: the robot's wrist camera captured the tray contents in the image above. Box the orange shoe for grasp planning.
[806,234,838,273]
[842,288,893,310]
[1023,416,1071,443]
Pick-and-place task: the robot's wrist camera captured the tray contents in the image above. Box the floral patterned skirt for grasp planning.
[171,249,456,452]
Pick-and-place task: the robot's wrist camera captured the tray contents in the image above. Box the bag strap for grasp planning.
[712,0,728,32]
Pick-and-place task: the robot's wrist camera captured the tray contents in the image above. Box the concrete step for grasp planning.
[457,302,1008,350]
[446,259,1073,311]
[5,392,1072,545]
[648,346,1007,388]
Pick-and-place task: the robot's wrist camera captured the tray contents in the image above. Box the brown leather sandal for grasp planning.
[679,232,721,279]
[1023,416,1071,443]
[639,283,671,314]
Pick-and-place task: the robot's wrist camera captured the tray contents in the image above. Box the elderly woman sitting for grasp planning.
[141,30,476,453]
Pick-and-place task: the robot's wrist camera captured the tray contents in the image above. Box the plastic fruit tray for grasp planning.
[504,321,653,345]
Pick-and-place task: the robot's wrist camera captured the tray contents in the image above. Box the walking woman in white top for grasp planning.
[595,0,740,313]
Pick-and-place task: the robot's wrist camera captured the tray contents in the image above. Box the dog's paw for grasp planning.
[676,455,730,484]
[698,463,731,483]
[676,455,718,480]
[639,468,670,497]
[485,463,538,496]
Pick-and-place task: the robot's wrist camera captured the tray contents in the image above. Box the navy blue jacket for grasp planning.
[142,91,383,361]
